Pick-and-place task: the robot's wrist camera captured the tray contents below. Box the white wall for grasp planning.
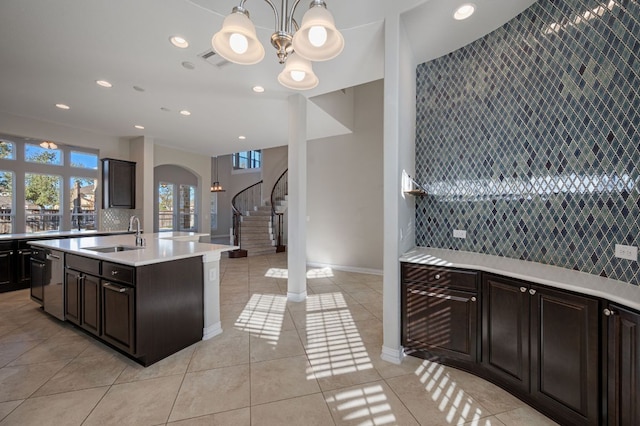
[307,79,384,273]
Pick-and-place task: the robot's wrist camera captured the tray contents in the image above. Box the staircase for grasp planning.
[240,205,277,256]
[230,171,288,257]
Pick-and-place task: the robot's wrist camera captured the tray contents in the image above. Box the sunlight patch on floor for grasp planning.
[234,293,286,343]
[325,384,397,425]
[414,359,488,425]
[305,293,373,380]
[264,267,335,279]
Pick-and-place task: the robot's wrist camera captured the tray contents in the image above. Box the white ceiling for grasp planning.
[0,0,537,157]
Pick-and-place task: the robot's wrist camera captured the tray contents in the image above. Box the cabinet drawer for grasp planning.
[66,254,100,275]
[401,263,477,291]
[103,262,134,285]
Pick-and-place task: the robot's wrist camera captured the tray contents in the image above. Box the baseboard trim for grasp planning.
[287,291,307,303]
[380,345,405,365]
[306,261,383,276]
[202,322,223,340]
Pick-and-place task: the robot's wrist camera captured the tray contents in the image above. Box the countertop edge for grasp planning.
[400,247,640,312]
[28,233,238,266]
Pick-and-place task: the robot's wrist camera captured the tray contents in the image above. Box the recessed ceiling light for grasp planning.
[96,80,112,88]
[182,61,195,70]
[180,110,191,116]
[238,135,246,140]
[55,103,70,110]
[133,86,145,92]
[252,86,265,93]
[454,3,476,20]
[160,107,171,112]
[134,125,145,130]
[170,36,189,49]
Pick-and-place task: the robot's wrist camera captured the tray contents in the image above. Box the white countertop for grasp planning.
[401,247,640,312]
[29,232,238,266]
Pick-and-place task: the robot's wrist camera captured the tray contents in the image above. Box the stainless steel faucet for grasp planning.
[128,215,145,246]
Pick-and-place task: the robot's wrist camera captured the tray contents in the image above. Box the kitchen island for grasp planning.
[29,232,236,366]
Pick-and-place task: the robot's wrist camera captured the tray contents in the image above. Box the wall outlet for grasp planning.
[615,244,638,261]
[453,229,467,239]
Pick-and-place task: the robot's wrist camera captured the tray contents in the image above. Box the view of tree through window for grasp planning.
[0,135,98,234]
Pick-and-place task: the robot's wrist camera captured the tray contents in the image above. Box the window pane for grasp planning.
[25,143,63,165]
[25,173,62,233]
[0,170,14,233]
[210,192,217,231]
[70,177,97,230]
[0,140,15,160]
[70,151,98,169]
[179,184,196,231]
[233,150,261,170]
[158,182,174,231]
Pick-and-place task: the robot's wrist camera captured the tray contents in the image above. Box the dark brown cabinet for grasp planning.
[101,281,135,353]
[0,244,14,287]
[64,269,82,325]
[402,263,479,365]
[62,253,203,366]
[606,303,640,426]
[102,158,136,209]
[80,274,101,336]
[29,248,46,305]
[482,275,530,393]
[482,273,600,426]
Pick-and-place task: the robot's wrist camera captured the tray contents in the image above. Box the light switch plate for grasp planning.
[615,244,638,261]
[453,229,466,239]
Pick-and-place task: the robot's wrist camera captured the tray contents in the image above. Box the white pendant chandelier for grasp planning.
[212,0,344,90]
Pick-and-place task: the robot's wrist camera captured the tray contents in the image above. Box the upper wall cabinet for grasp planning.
[102,158,136,209]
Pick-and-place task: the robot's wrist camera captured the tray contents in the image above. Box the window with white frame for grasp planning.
[232,150,261,170]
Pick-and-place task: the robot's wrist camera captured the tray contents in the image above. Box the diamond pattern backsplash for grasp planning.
[415,0,640,284]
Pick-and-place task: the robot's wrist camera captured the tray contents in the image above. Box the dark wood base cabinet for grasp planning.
[482,274,600,426]
[606,303,640,426]
[402,264,609,426]
[64,254,204,366]
[401,263,479,368]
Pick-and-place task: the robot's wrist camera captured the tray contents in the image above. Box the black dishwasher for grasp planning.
[30,247,46,305]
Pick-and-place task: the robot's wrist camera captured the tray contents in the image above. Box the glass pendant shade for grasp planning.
[277,53,318,90]
[211,11,265,65]
[292,5,344,62]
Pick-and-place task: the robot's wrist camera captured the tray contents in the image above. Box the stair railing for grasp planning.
[231,180,263,256]
[270,169,288,252]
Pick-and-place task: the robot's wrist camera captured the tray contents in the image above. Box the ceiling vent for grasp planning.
[198,49,230,68]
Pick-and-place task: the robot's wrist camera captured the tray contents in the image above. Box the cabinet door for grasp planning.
[80,274,101,336]
[0,250,13,286]
[404,282,478,362]
[101,281,135,353]
[530,285,599,426]
[30,260,45,305]
[17,248,32,285]
[482,274,530,393]
[64,269,81,325]
[102,159,135,209]
[607,304,640,426]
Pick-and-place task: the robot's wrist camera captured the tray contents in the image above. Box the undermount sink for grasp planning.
[82,245,143,253]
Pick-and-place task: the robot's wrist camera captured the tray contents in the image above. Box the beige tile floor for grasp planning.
[0,252,559,426]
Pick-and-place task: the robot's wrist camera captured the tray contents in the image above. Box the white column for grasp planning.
[381,14,405,365]
[202,251,222,339]
[287,94,308,302]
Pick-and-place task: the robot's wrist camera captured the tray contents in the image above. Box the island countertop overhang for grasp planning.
[28,232,237,266]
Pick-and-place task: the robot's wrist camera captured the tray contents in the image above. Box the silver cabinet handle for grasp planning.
[471,296,477,302]
[529,289,537,295]
[434,274,441,280]
[103,283,127,293]
[111,270,119,276]
[520,287,527,293]
[603,308,616,317]
[46,254,60,260]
